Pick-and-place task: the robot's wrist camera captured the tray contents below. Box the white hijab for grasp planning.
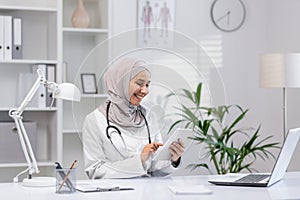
[99,57,150,128]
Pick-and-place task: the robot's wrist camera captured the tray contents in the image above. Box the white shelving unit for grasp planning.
[60,0,110,179]
[0,0,59,182]
[0,0,111,181]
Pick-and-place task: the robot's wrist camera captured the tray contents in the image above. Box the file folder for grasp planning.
[46,65,56,107]
[12,17,22,59]
[0,16,4,61]
[32,64,47,108]
[4,16,12,60]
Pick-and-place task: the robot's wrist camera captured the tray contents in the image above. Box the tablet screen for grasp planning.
[152,129,195,161]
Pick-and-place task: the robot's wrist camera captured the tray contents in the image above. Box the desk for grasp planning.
[0,172,300,200]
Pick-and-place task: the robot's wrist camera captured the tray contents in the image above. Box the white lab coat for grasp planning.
[82,108,179,179]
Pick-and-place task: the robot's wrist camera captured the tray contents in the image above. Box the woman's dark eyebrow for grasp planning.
[136,79,151,83]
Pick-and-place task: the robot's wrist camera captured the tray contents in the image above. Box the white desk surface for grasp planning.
[0,171,299,200]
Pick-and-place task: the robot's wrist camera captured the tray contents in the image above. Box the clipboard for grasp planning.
[76,183,134,193]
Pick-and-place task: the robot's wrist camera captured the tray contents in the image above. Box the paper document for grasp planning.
[168,184,213,195]
[76,182,134,193]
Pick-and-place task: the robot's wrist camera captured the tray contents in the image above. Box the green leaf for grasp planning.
[182,89,195,102]
[181,105,199,125]
[194,83,202,107]
[167,119,186,133]
[227,109,248,131]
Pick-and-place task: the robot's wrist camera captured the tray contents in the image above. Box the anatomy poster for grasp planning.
[137,0,175,48]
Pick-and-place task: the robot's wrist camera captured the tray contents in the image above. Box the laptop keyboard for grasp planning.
[234,174,270,183]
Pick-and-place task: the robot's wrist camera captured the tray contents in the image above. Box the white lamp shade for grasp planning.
[259,53,300,88]
[53,83,81,102]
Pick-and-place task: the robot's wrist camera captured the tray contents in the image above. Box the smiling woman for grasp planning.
[81,57,185,179]
[129,70,151,106]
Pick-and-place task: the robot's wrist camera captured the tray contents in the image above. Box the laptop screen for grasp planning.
[268,128,300,186]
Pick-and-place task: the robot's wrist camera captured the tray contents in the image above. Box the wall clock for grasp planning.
[210,0,246,32]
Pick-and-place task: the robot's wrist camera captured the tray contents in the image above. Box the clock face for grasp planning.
[210,0,246,32]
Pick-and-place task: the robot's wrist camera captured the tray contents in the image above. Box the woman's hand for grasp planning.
[169,138,185,162]
[140,142,163,165]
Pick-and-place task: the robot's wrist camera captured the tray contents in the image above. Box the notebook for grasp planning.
[168,185,213,195]
[208,128,300,187]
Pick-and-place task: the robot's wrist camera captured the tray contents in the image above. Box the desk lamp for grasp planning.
[8,69,81,187]
[259,53,300,140]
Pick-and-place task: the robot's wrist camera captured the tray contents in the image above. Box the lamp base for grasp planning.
[22,177,56,187]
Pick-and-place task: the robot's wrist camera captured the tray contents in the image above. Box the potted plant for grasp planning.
[167,82,279,174]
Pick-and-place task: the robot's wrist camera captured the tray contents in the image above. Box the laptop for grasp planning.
[208,128,300,187]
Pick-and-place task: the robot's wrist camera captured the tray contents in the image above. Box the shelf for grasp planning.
[63,129,82,134]
[0,0,57,11]
[81,93,108,98]
[0,5,57,12]
[63,27,108,36]
[63,27,108,33]
[0,161,55,168]
[0,59,58,65]
[0,107,58,112]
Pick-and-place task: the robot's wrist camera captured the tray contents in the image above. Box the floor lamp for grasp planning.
[259,53,300,140]
[8,69,81,187]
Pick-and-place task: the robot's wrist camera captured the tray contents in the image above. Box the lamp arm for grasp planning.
[12,116,32,172]
[10,114,39,182]
[18,117,39,175]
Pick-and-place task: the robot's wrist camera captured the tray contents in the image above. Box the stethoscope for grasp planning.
[106,101,151,157]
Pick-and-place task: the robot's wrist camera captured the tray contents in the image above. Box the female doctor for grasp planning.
[82,57,185,179]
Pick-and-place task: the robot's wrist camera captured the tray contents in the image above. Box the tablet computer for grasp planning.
[152,129,195,161]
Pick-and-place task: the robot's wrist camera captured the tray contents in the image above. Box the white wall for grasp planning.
[265,0,300,171]
[110,0,300,174]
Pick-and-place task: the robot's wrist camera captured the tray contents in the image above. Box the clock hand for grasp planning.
[215,11,230,23]
[227,11,231,26]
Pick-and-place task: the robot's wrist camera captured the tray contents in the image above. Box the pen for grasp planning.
[58,160,77,192]
[96,187,134,192]
[119,188,135,191]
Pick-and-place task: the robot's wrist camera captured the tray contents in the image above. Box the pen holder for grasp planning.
[56,168,76,194]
